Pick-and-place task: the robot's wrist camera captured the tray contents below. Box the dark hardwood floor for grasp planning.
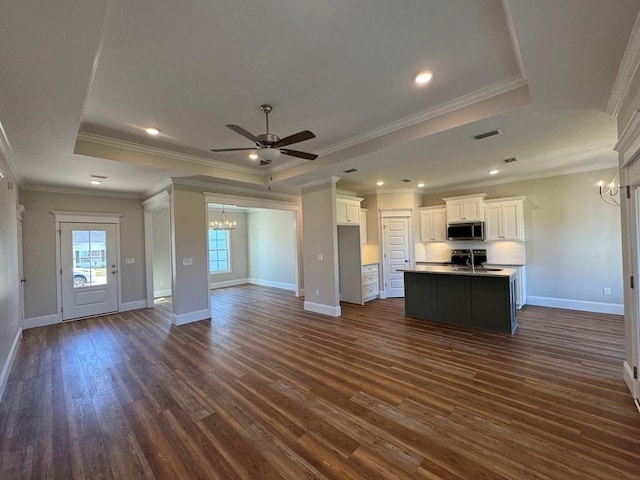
[1,286,639,479]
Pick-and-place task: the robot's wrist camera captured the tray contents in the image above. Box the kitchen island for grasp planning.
[402,265,518,334]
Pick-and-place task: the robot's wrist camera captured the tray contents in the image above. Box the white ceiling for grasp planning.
[1,0,638,196]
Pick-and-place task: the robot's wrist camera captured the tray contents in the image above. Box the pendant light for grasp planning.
[209,205,237,231]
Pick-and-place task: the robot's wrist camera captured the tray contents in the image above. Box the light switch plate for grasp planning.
[125,257,135,264]
[183,258,193,266]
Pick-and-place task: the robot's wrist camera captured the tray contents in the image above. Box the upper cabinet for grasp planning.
[419,207,447,242]
[443,194,487,223]
[484,197,525,241]
[336,195,363,225]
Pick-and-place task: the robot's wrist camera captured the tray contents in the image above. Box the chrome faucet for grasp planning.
[466,250,476,272]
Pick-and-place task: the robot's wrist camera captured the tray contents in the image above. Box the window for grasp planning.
[208,229,230,273]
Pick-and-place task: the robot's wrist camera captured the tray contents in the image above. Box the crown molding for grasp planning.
[317,75,528,157]
[141,190,170,211]
[77,132,264,175]
[298,176,340,190]
[614,110,640,166]
[0,120,22,184]
[20,183,141,199]
[605,11,640,116]
[171,177,298,203]
[421,159,619,196]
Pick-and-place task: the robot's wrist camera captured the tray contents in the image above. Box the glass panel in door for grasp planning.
[72,229,108,288]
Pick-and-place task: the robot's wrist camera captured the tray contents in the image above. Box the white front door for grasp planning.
[60,223,119,320]
[383,217,410,298]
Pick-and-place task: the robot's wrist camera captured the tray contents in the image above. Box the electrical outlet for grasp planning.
[315,289,320,297]
[603,287,611,295]
[317,254,323,261]
[290,273,294,281]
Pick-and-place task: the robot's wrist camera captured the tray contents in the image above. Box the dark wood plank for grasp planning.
[0,285,639,479]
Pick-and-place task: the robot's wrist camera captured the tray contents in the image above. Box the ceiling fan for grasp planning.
[210,104,318,165]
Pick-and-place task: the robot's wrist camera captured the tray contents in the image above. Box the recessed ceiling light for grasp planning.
[488,169,499,175]
[145,127,160,136]
[417,183,425,188]
[414,70,433,85]
[249,153,258,160]
[0,171,4,179]
[89,179,102,185]
[376,181,384,186]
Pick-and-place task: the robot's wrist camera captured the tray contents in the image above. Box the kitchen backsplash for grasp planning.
[415,240,526,265]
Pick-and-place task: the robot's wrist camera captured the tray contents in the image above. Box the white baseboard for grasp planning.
[248,278,296,292]
[120,300,147,312]
[153,289,172,298]
[303,301,341,317]
[526,296,624,315]
[210,278,249,289]
[24,313,60,330]
[297,288,304,298]
[0,329,21,403]
[172,308,211,326]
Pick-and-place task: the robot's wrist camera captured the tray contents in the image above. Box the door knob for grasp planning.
[111,270,117,274]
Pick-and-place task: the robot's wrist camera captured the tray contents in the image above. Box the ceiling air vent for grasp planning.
[502,157,518,164]
[343,168,358,173]
[472,129,503,141]
[401,179,411,183]
[90,174,108,180]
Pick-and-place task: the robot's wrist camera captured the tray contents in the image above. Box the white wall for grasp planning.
[0,179,20,400]
[20,189,147,319]
[171,187,210,323]
[152,208,171,297]
[248,209,297,289]
[302,181,340,316]
[421,169,623,312]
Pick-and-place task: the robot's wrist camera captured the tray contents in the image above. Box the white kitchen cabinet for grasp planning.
[336,195,362,225]
[484,197,525,241]
[419,206,447,242]
[360,208,368,244]
[443,194,487,223]
[362,264,379,302]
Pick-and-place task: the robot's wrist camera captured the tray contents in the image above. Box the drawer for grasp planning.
[362,285,378,301]
[362,264,378,274]
[362,273,378,287]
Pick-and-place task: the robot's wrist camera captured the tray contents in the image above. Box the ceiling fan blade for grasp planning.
[210,147,255,152]
[273,130,315,148]
[280,148,318,160]
[226,124,263,144]
[260,159,271,166]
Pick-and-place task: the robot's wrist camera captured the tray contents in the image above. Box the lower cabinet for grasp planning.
[486,264,526,309]
[362,264,379,302]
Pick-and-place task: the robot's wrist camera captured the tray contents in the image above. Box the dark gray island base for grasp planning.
[403,266,517,334]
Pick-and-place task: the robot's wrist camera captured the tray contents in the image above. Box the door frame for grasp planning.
[17,205,25,332]
[52,211,123,321]
[142,191,171,308]
[379,208,413,299]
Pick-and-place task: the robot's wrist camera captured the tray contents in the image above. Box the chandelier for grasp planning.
[209,205,236,230]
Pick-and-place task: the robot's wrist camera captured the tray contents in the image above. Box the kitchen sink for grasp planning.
[452,266,502,272]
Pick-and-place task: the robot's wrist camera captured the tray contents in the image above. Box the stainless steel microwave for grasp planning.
[447,222,484,241]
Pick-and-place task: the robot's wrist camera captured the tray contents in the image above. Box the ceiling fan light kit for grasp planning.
[211,104,318,163]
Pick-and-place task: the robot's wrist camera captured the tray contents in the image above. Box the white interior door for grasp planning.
[383,217,410,298]
[60,223,119,320]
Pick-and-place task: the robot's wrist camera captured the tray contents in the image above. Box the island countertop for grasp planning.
[401,264,517,278]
